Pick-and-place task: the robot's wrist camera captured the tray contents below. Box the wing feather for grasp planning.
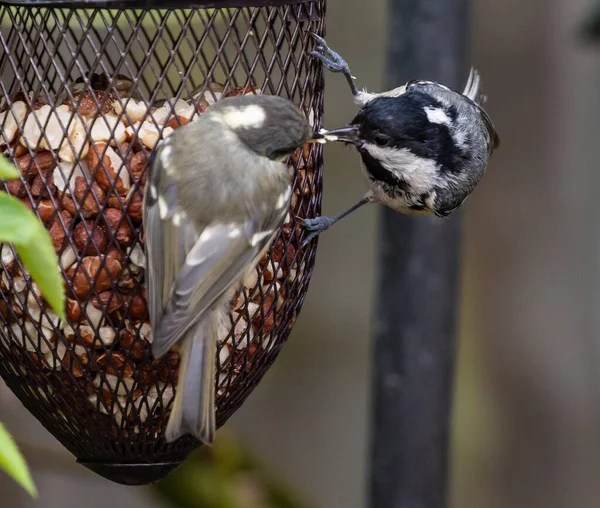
[152,216,281,358]
[144,127,290,360]
[143,150,191,337]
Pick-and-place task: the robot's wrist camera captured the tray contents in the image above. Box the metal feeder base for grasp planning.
[78,459,184,485]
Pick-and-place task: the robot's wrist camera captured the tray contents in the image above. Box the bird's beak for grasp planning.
[317,126,359,144]
[306,131,326,144]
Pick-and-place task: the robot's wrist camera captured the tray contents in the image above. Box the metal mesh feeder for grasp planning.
[0,0,325,485]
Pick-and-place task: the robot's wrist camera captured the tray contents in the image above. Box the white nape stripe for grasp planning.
[221,105,266,129]
[424,106,452,126]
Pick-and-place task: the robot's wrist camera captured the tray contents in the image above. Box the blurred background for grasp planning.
[2,0,600,507]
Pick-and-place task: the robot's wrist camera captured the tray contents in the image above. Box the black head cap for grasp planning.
[210,94,316,160]
[350,91,478,173]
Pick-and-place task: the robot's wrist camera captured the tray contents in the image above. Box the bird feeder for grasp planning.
[0,0,325,485]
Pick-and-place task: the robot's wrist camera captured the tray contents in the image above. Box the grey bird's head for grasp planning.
[208,94,320,161]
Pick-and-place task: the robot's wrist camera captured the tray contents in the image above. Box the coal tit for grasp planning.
[143,94,321,444]
[301,34,500,245]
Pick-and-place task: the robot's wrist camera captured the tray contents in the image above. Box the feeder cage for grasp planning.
[0,0,325,485]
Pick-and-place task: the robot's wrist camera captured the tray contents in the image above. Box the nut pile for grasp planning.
[0,77,318,437]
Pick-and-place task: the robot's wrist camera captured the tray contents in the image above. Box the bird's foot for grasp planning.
[299,215,335,247]
[307,33,355,78]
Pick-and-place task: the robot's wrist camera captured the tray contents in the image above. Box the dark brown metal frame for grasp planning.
[0,0,325,485]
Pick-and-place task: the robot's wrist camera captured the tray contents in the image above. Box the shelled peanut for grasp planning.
[0,78,317,433]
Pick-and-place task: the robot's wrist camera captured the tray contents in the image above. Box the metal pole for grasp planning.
[369,1,470,508]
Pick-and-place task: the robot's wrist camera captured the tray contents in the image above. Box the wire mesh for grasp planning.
[0,0,325,484]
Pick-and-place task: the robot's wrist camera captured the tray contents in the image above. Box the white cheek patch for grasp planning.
[221,105,266,130]
[364,144,443,195]
[424,106,451,126]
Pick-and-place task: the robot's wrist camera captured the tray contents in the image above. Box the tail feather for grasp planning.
[462,67,482,103]
[165,314,217,444]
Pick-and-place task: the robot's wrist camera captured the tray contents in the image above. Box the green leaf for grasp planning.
[0,194,39,244]
[0,193,66,320]
[0,422,37,497]
[0,155,19,180]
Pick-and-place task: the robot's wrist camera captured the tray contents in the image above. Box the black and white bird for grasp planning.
[301,34,500,245]
[143,94,319,444]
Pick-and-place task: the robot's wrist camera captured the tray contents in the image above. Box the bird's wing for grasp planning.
[479,106,500,155]
[144,144,288,359]
[143,149,198,341]
[151,215,282,358]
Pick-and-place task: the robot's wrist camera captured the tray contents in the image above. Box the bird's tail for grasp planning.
[164,313,217,444]
[463,67,485,104]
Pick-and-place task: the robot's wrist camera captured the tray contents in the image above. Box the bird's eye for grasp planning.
[374,134,390,147]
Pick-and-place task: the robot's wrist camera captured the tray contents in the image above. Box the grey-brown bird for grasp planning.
[143,94,320,443]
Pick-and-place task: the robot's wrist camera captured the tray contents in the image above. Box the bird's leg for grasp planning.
[300,196,372,247]
[308,32,360,98]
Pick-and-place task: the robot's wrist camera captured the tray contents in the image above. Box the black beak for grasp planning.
[307,131,325,143]
[320,126,359,144]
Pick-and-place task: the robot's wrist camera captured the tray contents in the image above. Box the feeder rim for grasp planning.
[0,0,315,8]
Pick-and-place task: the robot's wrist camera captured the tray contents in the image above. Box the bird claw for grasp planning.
[307,31,327,45]
[300,231,320,249]
[307,33,351,74]
[299,216,334,248]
